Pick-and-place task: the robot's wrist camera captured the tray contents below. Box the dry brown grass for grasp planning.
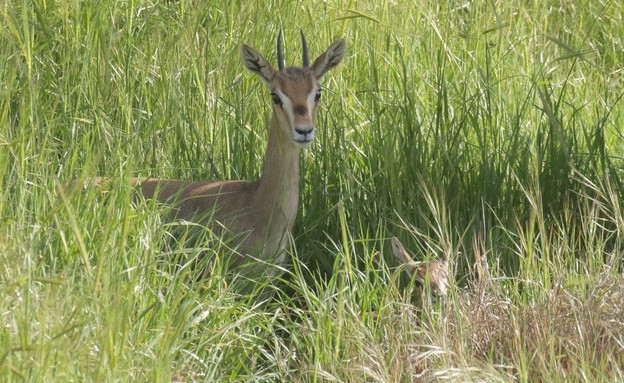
[430,268,624,382]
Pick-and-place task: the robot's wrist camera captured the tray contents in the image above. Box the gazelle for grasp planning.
[116,34,345,275]
[391,237,450,297]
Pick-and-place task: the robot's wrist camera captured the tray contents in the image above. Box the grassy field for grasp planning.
[1,0,623,381]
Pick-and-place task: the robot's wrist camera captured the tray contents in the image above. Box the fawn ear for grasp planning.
[391,237,415,278]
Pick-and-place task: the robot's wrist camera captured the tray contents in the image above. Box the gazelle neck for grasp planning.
[254,112,302,232]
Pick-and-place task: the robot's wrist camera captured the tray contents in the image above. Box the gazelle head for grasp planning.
[391,237,450,297]
[240,32,346,148]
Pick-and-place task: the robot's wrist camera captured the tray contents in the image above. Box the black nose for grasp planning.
[295,128,312,135]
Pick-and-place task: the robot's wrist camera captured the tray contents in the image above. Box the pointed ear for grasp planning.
[311,38,346,79]
[240,44,277,85]
[391,237,412,264]
[391,237,415,278]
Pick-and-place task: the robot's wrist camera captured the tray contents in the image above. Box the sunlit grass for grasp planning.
[1,0,623,381]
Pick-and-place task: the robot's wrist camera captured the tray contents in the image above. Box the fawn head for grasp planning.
[391,236,450,297]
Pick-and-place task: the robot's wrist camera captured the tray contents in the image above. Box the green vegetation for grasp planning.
[1,0,623,381]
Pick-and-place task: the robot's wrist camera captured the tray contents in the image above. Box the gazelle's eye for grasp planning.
[314,89,322,102]
[270,92,282,105]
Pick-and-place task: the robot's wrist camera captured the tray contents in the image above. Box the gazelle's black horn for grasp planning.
[277,32,285,71]
[300,29,309,67]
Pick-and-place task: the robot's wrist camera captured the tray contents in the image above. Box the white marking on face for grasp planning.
[276,87,318,147]
[277,89,294,127]
[298,87,318,142]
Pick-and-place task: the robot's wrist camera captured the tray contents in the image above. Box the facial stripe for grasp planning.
[277,89,295,127]
[305,86,319,117]
[294,105,306,116]
[272,71,320,145]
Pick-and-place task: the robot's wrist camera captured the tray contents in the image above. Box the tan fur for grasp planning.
[391,237,450,297]
[91,37,345,276]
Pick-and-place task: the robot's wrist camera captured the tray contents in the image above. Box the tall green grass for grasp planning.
[1,0,623,381]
